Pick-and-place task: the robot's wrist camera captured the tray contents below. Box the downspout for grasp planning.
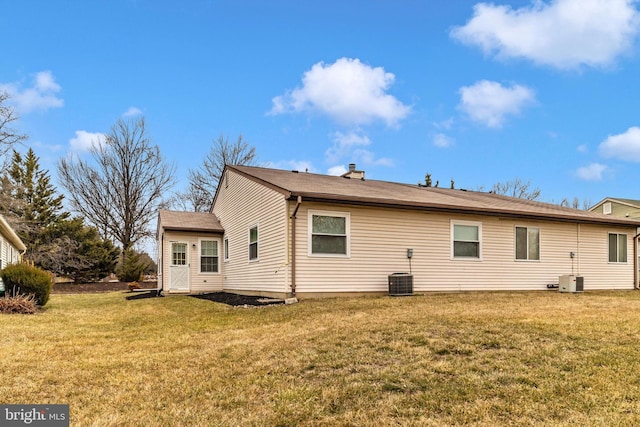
[290,196,302,296]
[159,232,164,295]
[634,230,640,289]
[576,223,581,276]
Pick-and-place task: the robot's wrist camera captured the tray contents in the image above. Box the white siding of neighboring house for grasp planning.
[0,236,20,268]
[291,202,636,294]
[159,230,223,293]
[0,237,6,269]
[213,169,289,295]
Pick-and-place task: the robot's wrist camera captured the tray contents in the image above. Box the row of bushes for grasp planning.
[1,263,53,313]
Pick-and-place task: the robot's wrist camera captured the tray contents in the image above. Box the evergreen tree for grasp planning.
[8,148,68,227]
[35,218,120,283]
[1,148,118,282]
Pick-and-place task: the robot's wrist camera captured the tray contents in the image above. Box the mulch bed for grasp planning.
[191,292,285,307]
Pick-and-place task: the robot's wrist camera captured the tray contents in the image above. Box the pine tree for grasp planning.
[8,148,68,227]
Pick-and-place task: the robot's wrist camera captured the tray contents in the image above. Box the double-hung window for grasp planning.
[452,221,481,259]
[515,226,540,261]
[609,233,627,263]
[309,211,349,256]
[200,239,218,273]
[249,225,259,261]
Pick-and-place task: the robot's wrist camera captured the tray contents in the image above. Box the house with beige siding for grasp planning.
[157,165,640,297]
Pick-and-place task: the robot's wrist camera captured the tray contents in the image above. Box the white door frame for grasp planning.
[169,241,190,292]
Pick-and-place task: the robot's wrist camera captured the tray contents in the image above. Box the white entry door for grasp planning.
[169,242,189,291]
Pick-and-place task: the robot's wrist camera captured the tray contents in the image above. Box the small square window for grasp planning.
[452,221,481,259]
[308,211,350,257]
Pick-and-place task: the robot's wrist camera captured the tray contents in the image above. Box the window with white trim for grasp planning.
[609,233,627,263]
[200,239,219,273]
[451,221,481,259]
[515,226,540,261]
[249,225,259,261]
[309,211,350,256]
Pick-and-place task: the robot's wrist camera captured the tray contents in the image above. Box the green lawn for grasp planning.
[2,290,640,426]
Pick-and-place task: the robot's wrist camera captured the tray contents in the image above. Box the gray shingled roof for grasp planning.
[229,165,640,227]
[158,210,223,233]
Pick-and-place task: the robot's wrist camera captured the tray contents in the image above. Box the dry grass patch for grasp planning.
[2,291,640,425]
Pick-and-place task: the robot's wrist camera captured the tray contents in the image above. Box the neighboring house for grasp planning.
[590,197,640,285]
[589,198,640,220]
[0,215,27,293]
[157,165,640,297]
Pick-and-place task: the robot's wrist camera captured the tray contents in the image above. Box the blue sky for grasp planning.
[2,0,640,208]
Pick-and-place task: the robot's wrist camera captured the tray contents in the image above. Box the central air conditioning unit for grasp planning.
[388,273,413,296]
[559,275,584,293]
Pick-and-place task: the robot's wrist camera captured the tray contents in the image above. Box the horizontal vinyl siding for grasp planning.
[294,203,636,293]
[213,170,288,294]
[577,225,635,290]
[160,230,223,293]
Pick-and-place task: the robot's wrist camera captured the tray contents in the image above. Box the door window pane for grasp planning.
[172,243,187,266]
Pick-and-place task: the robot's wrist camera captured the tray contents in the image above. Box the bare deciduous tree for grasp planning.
[57,117,175,251]
[559,197,592,210]
[0,91,27,158]
[491,178,541,200]
[183,134,257,212]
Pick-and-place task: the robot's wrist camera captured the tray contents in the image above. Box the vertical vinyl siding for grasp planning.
[160,230,223,293]
[213,169,289,294]
[294,202,636,293]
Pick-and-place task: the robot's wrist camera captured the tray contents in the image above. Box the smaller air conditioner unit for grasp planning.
[388,273,413,296]
[559,275,584,293]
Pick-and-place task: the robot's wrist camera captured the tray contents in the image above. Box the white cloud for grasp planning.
[599,126,640,161]
[576,163,607,181]
[30,140,64,153]
[0,71,64,113]
[123,106,143,117]
[353,149,394,167]
[577,144,588,153]
[433,133,455,148]
[269,57,411,126]
[433,117,455,130]
[451,0,640,70]
[326,131,371,163]
[69,130,106,152]
[327,165,348,176]
[458,80,535,128]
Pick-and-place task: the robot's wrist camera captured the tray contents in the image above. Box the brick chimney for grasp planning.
[341,163,365,179]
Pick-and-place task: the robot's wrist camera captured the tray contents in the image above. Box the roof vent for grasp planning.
[341,163,365,180]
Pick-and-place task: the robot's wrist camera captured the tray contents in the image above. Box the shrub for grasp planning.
[0,294,38,314]
[116,249,149,283]
[1,263,53,306]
